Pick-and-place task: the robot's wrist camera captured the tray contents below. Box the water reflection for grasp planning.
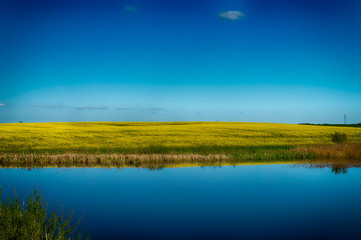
[332,166,348,175]
[1,164,361,239]
[1,158,360,175]
[297,160,361,175]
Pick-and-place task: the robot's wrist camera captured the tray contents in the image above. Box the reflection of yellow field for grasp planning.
[1,122,361,153]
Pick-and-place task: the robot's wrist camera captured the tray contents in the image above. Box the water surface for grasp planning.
[1,164,361,239]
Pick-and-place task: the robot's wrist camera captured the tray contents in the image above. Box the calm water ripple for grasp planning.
[1,164,361,239]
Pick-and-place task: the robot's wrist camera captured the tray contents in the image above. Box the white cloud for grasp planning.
[0,103,4,107]
[219,11,244,20]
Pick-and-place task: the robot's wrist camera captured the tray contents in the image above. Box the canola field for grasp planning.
[0,122,361,154]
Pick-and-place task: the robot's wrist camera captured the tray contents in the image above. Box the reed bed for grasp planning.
[0,150,357,169]
[1,143,360,168]
[0,153,231,168]
[295,143,361,159]
[0,153,230,162]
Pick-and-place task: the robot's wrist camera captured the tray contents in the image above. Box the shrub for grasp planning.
[0,188,89,240]
[331,132,347,144]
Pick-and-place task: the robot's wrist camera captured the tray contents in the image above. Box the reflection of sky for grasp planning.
[1,165,361,239]
[1,0,361,123]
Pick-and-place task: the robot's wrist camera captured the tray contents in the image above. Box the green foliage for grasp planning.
[331,132,348,144]
[0,188,89,240]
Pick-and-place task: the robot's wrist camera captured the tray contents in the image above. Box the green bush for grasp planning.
[0,188,89,240]
[331,132,347,144]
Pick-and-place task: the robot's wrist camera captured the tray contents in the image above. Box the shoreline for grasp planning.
[1,143,360,168]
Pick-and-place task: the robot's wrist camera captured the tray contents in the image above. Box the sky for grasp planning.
[0,0,361,123]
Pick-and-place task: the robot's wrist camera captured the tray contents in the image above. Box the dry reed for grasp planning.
[0,153,230,168]
[295,143,361,159]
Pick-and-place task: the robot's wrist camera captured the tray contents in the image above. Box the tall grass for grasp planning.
[0,149,312,168]
[295,143,361,159]
[0,143,360,168]
[0,188,89,240]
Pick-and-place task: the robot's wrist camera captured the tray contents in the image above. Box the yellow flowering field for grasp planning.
[0,122,360,154]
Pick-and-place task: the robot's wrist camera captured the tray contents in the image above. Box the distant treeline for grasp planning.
[299,123,361,128]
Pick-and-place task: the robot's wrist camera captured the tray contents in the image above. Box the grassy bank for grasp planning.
[0,152,298,169]
[0,143,360,169]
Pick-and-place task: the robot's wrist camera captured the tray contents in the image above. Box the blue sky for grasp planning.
[1,0,360,123]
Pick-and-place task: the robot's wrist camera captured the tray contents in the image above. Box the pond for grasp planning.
[1,164,361,239]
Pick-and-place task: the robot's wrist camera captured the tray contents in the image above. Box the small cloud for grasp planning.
[76,106,107,110]
[0,103,5,107]
[125,6,136,12]
[116,107,129,110]
[31,104,65,108]
[219,11,244,20]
